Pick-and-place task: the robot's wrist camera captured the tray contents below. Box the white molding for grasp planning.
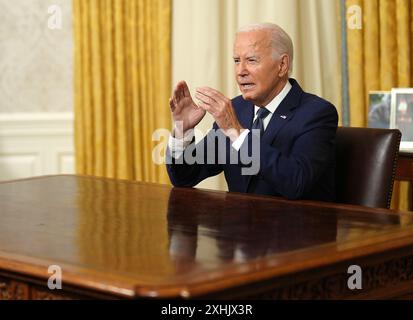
[0,112,75,180]
[0,113,74,137]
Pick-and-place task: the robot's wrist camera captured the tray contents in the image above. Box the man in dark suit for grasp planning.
[166,23,338,201]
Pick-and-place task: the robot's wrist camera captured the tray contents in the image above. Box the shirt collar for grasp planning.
[254,79,292,115]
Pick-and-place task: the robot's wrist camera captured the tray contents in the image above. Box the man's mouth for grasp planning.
[240,83,255,90]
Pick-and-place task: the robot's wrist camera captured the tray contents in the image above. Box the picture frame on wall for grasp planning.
[368,91,391,129]
[391,88,413,151]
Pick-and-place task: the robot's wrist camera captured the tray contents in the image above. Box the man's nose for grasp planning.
[236,62,248,77]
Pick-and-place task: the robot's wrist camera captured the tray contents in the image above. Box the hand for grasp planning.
[169,81,206,139]
[195,87,244,141]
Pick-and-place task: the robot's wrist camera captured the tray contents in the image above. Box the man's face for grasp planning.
[233,30,286,107]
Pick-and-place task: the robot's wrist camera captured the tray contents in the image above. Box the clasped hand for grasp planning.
[169,81,244,141]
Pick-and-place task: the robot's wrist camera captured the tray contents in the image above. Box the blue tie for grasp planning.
[251,108,270,136]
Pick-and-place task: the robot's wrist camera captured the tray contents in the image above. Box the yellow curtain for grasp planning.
[73,0,172,184]
[346,0,411,211]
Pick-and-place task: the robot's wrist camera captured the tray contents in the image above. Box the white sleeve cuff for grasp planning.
[168,129,195,159]
[231,129,250,151]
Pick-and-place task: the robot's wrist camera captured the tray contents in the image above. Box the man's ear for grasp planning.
[278,54,289,77]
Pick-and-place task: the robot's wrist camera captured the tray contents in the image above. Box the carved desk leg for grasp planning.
[10,281,30,300]
[0,280,30,300]
[0,281,11,300]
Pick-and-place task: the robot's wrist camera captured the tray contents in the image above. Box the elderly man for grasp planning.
[166,23,338,201]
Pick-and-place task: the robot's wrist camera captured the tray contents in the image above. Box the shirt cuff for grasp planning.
[168,129,195,159]
[231,129,250,151]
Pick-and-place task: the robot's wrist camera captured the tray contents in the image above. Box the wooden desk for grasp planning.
[396,152,413,211]
[2,175,413,300]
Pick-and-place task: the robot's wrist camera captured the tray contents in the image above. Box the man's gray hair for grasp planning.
[237,22,294,75]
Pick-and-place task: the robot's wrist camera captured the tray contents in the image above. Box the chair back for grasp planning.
[335,127,401,208]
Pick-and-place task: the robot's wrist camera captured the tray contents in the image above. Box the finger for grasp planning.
[197,101,216,117]
[173,83,181,103]
[177,82,185,100]
[197,101,210,112]
[197,87,226,101]
[195,91,220,108]
[178,81,189,100]
[172,94,179,110]
[182,81,191,98]
[195,92,216,106]
[196,88,227,106]
[169,97,176,112]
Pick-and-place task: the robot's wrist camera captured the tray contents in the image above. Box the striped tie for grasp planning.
[251,108,270,136]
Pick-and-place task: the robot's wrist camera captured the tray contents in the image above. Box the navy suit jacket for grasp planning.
[166,79,338,202]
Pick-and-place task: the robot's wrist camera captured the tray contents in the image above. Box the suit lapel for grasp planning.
[262,79,303,145]
[237,99,255,129]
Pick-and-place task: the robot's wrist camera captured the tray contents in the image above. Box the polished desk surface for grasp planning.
[1,175,413,299]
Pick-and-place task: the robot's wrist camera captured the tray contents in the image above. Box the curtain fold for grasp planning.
[73,0,172,184]
[346,0,412,211]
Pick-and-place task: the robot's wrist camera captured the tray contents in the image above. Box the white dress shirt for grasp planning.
[168,80,292,158]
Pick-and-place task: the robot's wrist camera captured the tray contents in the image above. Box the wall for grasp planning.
[0,0,74,180]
